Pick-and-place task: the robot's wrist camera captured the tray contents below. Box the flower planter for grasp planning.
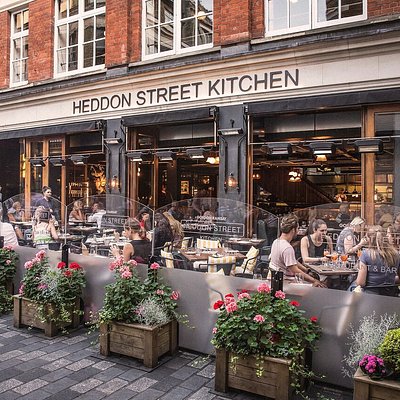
[215,348,293,400]
[99,320,178,368]
[13,295,81,337]
[353,367,400,400]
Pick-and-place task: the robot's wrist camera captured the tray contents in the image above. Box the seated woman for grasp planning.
[7,201,25,222]
[354,226,400,295]
[153,214,174,256]
[116,218,151,263]
[163,211,184,248]
[32,206,59,250]
[336,216,368,255]
[68,200,85,223]
[300,219,333,264]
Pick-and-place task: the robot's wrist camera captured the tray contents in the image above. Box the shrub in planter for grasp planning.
[0,246,18,313]
[379,328,400,376]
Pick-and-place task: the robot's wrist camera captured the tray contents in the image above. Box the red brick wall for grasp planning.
[28,0,54,82]
[368,0,400,17]
[130,1,141,63]
[215,0,251,46]
[251,0,265,39]
[0,11,11,89]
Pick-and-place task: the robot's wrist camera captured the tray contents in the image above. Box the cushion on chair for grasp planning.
[161,249,174,269]
[207,256,236,273]
[239,246,259,273]
[196,238,220,249]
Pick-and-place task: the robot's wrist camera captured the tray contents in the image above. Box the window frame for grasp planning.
[54,0,106,77]
[142,0,213,60]
[265,0,367,36]
[10,8,29,87]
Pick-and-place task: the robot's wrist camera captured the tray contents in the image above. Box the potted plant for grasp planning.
[0,246,18,313]
[13,250,85,337]
[211,283,321,400]
[97,258,180,368]
[342,312,400,400]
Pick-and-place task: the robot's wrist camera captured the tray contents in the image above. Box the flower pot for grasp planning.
[13,295,81,337]
[215,348,293,400]
[99,320,178,368]
[353,367,400,400]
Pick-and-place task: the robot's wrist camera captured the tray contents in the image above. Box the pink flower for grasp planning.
[128,260,138,267]
[253,314,265,323]
[109,261,117,271]
[156,289,164,295]
[274,290,286,299]
[290,300,300,307]
[150,262,160,270]
[121,270,132,279]
[5,260,11,265]
[38,283,48,290]
[3,246,13,251]
[225,302,238,313]
[35,250,46,260]
[19,284,24,295]
[170,291,179,300]
[257,283,271,293]
[212,327,217,334]
[24,261,33,270]
[238,292,250,300]
[224,296,236,305]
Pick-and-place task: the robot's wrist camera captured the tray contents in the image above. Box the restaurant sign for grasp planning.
[181,215,245,237]
[72,69,299,115]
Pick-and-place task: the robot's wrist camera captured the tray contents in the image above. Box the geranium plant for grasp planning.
[211,283,321,397]
[0,246,19,313]
[18,250,85,327]
[95,258,181,327]
[359,354,389,380]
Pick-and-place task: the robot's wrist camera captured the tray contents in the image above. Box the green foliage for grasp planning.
[0,246,18,314]
[211,286,321,399]
[379,328,400,374]
[19,250,85,327]
[0,286,13,314]
[95,258,180,327]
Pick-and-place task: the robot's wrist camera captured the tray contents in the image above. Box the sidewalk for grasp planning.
[0,314,352,400]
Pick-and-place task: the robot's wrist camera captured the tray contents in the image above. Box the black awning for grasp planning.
[246,88,400,115]
[0,120,100,140]
[122,106,215,127]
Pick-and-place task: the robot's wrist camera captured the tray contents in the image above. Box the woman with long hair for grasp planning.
[355,225,400,295]
[68,200,85,222]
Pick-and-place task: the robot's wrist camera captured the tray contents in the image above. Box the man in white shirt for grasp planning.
[270,214,326,288]
[87,202,106,229]
[0,209,18,248]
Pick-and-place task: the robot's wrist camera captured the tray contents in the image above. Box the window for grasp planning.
[10,9,29,85]
[144,0,213,58]
[55,0,105,75]
[266,0,366,35]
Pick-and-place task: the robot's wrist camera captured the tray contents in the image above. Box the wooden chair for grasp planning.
[196,238,220,250]
[181,237,193,250]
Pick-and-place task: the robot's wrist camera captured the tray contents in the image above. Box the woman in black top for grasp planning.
[121,218,151,263]
[300,219,333,263]
[153,214,173,256]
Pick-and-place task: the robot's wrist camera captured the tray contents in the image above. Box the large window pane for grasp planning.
[182,0,195,19]
[59,0,68,18]
[318,0,339,22]
[146,0,158,27]
[161,0,173,23]
[342,0,363,18]
[95,39,105,65]
[69,21,78,46]
[269,0,287,31]
[14,12,22,33]
[160,23,174,51]
[23,10,29,31]
[97,0,106,8]
[199,0,212,14]
[84,42,93,67]
[68,46,78,70]
[96,14,105,39]
[146,27,158,54]
[21,59,28,81]
[22,37,28,58]
[290,0,309,27]
[84,17,94,42]
[13,39,21,60]
[12,62,20,82]
[58,24,67,48]
[85,0,94,11]
[57,49,67,73]
[181,19,195,48]
[198,14,212,45]
[70,0,79,16]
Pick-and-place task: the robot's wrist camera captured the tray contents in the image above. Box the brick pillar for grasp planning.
[214,0,251,46]
[28,0,54,82]
[251,0,265,39]
[0,11,11,89]
[368,0,400,18]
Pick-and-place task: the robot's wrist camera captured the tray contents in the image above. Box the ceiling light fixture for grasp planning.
[354,139,383,154]
[309,141,336,155]
[186,148,206,159]
[104,137,123,145]
[49,157,65,167]
[264,142,292,156]
[29,158,46,167]
[156,150,176,161]
[70,155,89,165]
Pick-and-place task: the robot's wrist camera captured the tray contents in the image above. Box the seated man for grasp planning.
[0,209,18,248]
[87,202,106,228]
[270,214,326,288]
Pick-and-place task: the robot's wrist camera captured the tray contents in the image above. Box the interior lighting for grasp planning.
[354,139,383,154]
[309,141,336,155]
[29,158,46,167]
[264,143,292,156]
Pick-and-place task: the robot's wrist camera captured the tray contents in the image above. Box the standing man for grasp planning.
[270,214,326,288]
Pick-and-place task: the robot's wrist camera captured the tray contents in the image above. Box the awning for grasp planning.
[0,120,100,140]
[122,106,216,127]
[246,88,400,115]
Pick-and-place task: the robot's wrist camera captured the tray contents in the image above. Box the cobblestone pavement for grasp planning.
[0,314,352,400]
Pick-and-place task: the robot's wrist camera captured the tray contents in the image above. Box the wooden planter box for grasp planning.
[13,295,80,337]
[99,320,178,368]
[353,367,400,400]
[215,348,293,400]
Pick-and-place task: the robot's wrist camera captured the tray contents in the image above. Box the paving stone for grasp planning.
[14,358,49,371]
[14,368,48,383]
[188,355,212,369]
[180,374,209,391]
[18,388,53,400]
[42,358,72,371]
[131,388,166,400]
[117,368,147,381]
[74,389,108,400]
[62,335,88,345]
[160,386,193,400]
[152,376,183,392]
[126,377,158,392]
[163,356,189,370]
[0,331,20,338]
[16,350,47,361]
[0,367,22,383]
[66,359,95,371]
[70,378,103,394]
[188,386,216,400]
[42,377,78,394]
[92,366,126,381]
[0,350,24,361]
[67,367,101,382]
[44,388,80,400]
[96,387,136,400]
[0,378,23,393]
[92,360,116,370]
[97,377,128,394]
[0,391,21,400]
[20,337,43,345]
[146,366,176,381]
[170,365,198,380]
[40,350,70,361]
[198,364,216,378]
[40,367,75,383]
[0,358,24,370]
[12,378,48,395]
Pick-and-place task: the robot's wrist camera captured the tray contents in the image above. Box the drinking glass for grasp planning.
[295,273,304,283]
[340,254,348,268]
[253,273,262,280]
[331,253,338,269]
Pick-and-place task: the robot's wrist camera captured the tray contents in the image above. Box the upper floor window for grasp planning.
[266,0,366,35]
[11,9,29,86]
[143,0,213,58]
[55,0,105,76]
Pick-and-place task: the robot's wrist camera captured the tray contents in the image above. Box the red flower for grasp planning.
[225,293,234,298]
[57,262,66,269]
[69,262,81,270]
[310,316,318,323]
[290,301,300,307]
[238,289,248,294]
[213,300,224,310]
[64,270,73,278]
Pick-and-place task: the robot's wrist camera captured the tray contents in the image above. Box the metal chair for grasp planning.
[160,250,190,269]
[197,256,236,275]
[363,284,400,297]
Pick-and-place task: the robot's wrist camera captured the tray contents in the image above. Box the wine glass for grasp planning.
[340,254,348,268]
[331,253,338,269]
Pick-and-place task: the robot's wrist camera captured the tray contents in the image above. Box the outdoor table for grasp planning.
[69,226,98,235]
[57,234,85,242]
[306,262,358,290]
[225,238,265,249]
[180,250,246,263]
